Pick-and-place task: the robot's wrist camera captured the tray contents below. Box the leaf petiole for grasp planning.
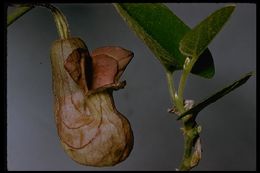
[166,71,177,107]
[175,56,197,113]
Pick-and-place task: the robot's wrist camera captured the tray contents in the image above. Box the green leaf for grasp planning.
[8,5,34,27]
[114,3,215,78]
[180,5,235,59]
[177,72,254,120]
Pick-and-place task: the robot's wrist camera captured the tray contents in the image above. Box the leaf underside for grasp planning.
[114,3,215,78]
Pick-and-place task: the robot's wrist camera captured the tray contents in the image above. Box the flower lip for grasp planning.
[91,46,134,89]
[64,46,134,93]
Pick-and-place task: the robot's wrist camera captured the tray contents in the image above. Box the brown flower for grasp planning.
[50,37,134,167]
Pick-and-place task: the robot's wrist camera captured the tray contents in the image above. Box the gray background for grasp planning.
[7,3,256,171]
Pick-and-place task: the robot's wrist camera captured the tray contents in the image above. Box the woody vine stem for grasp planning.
[166,57,202,171]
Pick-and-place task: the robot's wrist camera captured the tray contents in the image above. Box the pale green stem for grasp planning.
[166,71,176,106]
[38,3,70,39]
[176,56,202,171]
[8,3,70,39]
[177,57,197,113]
[165,70,184,114]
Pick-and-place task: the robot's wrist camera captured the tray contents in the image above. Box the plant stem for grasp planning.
[7,3,70,39]
[165,57,202,171]
[166,71,176,106]
[177,57,197,112]
[38,3,70,39]
[7,5,34,26]
[179,122,201,171]
[165,71,184,113]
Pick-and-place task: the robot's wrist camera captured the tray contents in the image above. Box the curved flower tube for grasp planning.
[50,37,134,167]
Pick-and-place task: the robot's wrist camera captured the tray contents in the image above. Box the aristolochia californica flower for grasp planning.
[50,37,134,167]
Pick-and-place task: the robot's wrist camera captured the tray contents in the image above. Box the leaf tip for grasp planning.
[248,71,255,76]
[243,71,255,81]
[223,4,236,15]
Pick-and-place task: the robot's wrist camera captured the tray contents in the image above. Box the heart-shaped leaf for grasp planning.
[114,3,215,78]
[179,5,235,59]
[177,72,254,120]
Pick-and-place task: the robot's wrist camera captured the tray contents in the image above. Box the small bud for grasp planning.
[184,99,195,110]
